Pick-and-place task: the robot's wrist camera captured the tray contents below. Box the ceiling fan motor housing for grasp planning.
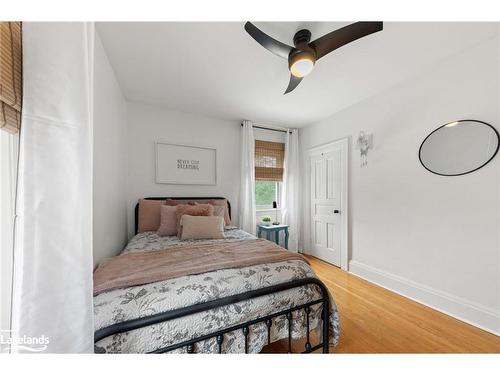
[293,29,312,47]
[290,29,317,68]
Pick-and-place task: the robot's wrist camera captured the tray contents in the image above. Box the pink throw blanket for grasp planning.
[93,239,308,296]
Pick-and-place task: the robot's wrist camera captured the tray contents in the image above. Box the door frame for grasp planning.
[305,137,349,271]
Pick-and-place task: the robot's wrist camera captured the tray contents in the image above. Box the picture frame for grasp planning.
[155,142,217,185]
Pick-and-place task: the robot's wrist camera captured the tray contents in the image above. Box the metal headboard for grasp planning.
[134,197,231,234]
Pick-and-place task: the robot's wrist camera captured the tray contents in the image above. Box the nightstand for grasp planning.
[256,224,289,250]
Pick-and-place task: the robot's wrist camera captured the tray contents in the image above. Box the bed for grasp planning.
[93,197,340,354]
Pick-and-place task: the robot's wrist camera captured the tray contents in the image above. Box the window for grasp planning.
[254,140,284,209]
[255,181,280,209]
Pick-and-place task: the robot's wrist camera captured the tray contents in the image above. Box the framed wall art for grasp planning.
[155,142,217,185]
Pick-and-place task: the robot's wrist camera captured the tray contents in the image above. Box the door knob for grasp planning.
[334,209,340,214]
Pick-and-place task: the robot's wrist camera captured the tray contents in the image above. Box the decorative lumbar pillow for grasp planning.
[175,203,214,237]
[180,215,225,240]
[157,205,178,236]
[138,199,166,233]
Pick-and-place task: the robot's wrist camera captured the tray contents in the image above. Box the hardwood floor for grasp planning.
[266,255,500,353]
[310,255,500,353]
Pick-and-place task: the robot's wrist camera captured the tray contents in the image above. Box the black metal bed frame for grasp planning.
[95,197,330,354]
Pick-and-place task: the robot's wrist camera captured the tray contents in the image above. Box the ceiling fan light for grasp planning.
[290,58,314,78]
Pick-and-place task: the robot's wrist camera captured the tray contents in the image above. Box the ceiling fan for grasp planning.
[244,22,383,94]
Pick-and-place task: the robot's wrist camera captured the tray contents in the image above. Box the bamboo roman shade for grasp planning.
[0,22,22,134]
[255,140,285,181]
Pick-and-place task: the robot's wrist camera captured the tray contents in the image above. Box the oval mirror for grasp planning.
[419,120,499,176]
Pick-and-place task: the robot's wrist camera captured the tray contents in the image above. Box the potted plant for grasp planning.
[261,216,272,226]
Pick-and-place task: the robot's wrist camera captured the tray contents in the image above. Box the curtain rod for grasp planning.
[240,123,292,134]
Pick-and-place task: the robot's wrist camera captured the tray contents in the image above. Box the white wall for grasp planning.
[126,102,241,237]
[300,36,500,334]
[93,34,129,267]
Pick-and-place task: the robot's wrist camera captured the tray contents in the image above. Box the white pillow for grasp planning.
[180,215,225,240]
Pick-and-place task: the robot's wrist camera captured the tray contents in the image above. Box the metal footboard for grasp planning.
[94,277,330,354]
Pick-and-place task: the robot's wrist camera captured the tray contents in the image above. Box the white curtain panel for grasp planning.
[281,129,300,252]
[0,131,18,351]
[238,120,256,235]
[11,23,95,353]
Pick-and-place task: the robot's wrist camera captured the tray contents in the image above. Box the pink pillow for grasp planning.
[184,199,230,225]
[165,199,197,206]
[165,199,178,206]
[138,199,166,233]
[175,204,214,237]
[207,199,231,226]
[157,205,178,236]
[213,206,225,222]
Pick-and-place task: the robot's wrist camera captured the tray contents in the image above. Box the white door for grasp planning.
[309,142,345,267]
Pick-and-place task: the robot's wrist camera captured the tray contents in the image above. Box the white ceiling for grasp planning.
[96,22,499,127]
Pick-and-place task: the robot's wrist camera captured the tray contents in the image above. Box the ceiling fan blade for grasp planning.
[244,22,293,59]
[284,75,303,94]
[309,22,383,60]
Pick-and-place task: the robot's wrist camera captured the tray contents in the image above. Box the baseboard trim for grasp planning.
[348,260,500,336]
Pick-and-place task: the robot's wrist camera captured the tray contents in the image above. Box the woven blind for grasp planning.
[255,140,285,181]
[0,22,22,134]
